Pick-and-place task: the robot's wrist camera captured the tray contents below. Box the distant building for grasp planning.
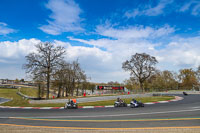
[0,79,35,86]
[0,79,4,84]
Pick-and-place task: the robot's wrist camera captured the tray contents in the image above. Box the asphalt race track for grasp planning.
[0,94,200,129]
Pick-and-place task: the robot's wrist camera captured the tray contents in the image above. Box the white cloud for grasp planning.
[96,24,174,40]
[54,40,112,61]
[0,22,16,35]
[68,25,200,82]
[0,38,113,82]
[1,32,200,82]
[125,0,173,18]
[179,0,200,16]
[0,38,40,59]
[158,37,200,69]
[39,0,83,35]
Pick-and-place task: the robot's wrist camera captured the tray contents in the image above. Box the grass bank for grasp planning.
[19,87,38,97]
[0,88,30,106]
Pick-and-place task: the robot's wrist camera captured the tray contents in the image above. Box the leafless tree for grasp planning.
[23,42,65,99]
[52,65,65,98]
[70,60,87,96]
[52,59,88,97]
[122,53,158,92]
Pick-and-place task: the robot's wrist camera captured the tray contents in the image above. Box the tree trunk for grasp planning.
[76,84,80,96]
[38,83,41,99]
[46,71,50,99]
[65,87,69,97]
[62,87,64,97]
[82,87,84,95]
[57,85,61,98]
[139,81,144,93]
[71,79,75,96]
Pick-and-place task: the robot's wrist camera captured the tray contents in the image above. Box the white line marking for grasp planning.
[82,106,94,109]
[192,107,200,109]
[8,107,19,109]
[144,103,155,105]
[158,101,169,103]
[38,107,51,109]
[105,105,114,108]
[23,107,33,109]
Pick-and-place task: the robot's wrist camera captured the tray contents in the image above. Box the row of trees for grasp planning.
[23,42,200,98]
[124,68,200,92]
[23,42,92,99]
[122,53,200,92]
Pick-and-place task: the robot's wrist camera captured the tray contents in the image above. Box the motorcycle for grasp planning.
[64,99,78,109]
[183,91,188,96]
[130,100,144,108]
[114,100,127,107]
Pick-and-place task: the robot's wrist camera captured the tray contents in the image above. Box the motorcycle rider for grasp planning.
[132,98,137,103]
[119,98,123,103]
[117,97,124,103]
[117,97,120,102]
[70,99,74,105]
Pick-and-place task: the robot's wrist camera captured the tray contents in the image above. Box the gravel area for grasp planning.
[1,125,200,133]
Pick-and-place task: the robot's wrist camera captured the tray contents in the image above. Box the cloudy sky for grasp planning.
[0,0,200,82]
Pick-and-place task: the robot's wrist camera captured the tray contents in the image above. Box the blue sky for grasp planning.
[0,0,200,82]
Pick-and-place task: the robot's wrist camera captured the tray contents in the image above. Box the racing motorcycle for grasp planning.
[64,99,78,109]
[183,91,188,96]
[114,99,127,107]
[130,99,144,108]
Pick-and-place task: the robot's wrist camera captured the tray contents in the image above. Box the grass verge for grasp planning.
[78,96,174,106]
[0,88,174,107]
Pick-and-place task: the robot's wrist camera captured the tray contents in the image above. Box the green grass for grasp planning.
[33,96,174,107]
[78,96,174,106]
[0,88,174,107]
[0,88,64,107]
[0,88,30,106]
[19,87,38,97]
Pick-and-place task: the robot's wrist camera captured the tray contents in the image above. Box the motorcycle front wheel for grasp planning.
[130,104,135,108]
[114,103,118,107]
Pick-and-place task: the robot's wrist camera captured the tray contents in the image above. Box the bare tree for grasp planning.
[52,59,87,97]
[34,73,46,99]
[23,42,65,99]
[122,53,158,92]
[69,60,87,96]
[52,65,65,98]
